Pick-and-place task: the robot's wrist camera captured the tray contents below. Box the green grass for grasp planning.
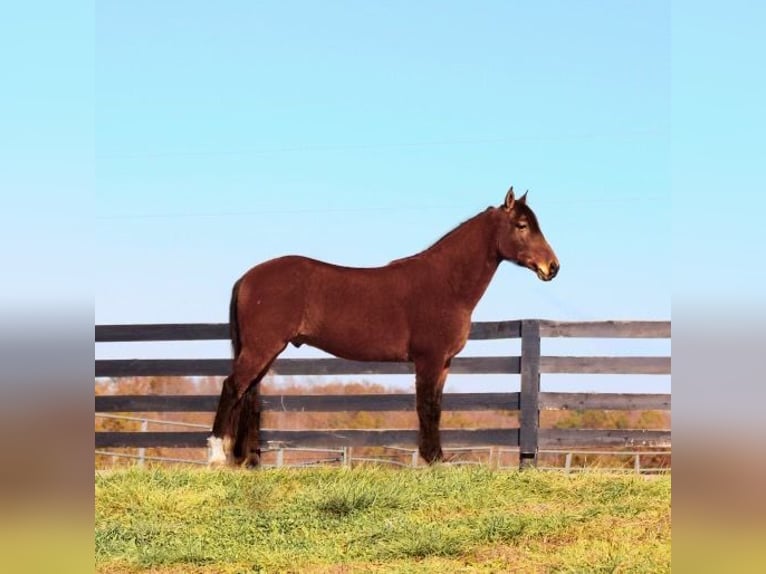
[96,466,670,573]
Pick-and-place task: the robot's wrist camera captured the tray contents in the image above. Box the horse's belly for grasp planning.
[315,341,408,362]
[300,315,410,362]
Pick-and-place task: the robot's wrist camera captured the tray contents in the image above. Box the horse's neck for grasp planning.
[420,211,500,310]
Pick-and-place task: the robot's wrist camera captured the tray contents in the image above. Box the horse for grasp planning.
[208,187,559,467]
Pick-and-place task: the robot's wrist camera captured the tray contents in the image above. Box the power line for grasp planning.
[96,129,664,160]
[96,196,667,221]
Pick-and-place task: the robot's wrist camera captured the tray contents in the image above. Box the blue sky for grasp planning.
[89,2,672,392]
[0,1,683,393]
[95,1,670,323]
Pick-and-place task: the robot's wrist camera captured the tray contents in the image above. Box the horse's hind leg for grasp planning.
[414,357,450,464]
[208,344,286,467]
[209,375,238,467]
[229,344,287,467]
[233,383,261,468]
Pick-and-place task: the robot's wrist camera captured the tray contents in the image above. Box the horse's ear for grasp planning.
[519,190,528,204]
[503,187,515,211]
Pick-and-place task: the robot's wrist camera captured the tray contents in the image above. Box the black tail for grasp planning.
[229,278,243,359]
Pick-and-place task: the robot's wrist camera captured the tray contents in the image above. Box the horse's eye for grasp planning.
[516,223,528,230]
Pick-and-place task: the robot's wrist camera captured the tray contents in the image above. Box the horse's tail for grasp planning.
[229,278,243,359]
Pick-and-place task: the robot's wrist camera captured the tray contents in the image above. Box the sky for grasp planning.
[87,1,672,392]
[0,2,682,395]
[94,1,670,317]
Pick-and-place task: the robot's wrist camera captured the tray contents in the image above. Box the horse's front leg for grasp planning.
[414,358,450,464]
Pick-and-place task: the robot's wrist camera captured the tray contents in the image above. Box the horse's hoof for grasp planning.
[419,446,444,465]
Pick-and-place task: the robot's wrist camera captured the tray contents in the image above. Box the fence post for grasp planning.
[138,419,148,468]
[519,319,541,469]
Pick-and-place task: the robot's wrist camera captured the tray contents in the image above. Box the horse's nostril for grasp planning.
[550,261,559,276]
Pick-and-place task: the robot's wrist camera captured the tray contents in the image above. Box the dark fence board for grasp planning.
[96,356,521,378]
[96,357,668,379]
[96,323,229,342]
[97,359,230,377]
[539,320,671,338]
[539,429,671,448]
[96,392,521,413]
[540,393,671,411]
[95,428,520,449]
[468,321,522,340]
[95,321,671,344]
[96,395,219,412]
[96,321,525,343]
[540,356,670,374]
[96,432,206,448]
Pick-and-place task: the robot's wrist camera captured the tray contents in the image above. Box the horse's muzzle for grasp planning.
[536,260,559,281]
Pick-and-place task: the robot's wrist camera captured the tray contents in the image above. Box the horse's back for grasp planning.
[236,255,414,361]
[306,258,417,359]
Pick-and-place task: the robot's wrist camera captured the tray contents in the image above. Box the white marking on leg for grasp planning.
[207,436,227,466]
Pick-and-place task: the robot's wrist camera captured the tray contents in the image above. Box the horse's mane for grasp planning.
[387,207,495,266]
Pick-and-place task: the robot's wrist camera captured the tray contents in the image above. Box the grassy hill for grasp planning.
[96,466,670,573]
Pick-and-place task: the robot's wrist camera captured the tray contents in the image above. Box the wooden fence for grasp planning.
[95,319,671,467]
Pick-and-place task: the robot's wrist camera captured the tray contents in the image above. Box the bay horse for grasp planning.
[208,187,559,467]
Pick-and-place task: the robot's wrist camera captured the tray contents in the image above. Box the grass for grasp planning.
[96,465,670,573]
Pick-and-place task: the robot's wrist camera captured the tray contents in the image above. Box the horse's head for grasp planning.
[495,187,559,281]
